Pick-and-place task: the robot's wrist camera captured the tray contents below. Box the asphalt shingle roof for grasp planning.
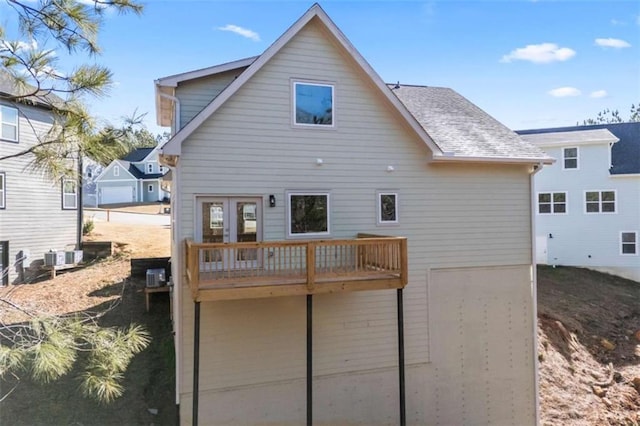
[390,84,550,160]
[0,70,64,108]
[122,147,155,162]
[517,122,640,175]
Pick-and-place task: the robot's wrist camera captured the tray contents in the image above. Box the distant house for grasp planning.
[0,72,78,285]
[155,5,552,425]
[82,158,102,207]
[518,122,640,281]
[94,146,169,205]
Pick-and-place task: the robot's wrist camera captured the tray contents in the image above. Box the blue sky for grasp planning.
[4,1,640,134]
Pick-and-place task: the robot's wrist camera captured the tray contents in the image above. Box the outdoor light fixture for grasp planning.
[269,195,276,207]
[316,158,323,165]
[387,165,395,172]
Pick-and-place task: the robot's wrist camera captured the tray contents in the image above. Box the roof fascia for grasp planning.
[432,154,556,165]
[155,56,258,88]
[161,4,443,157]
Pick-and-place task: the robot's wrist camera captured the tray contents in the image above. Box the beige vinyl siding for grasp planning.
[175,19,535,425]
[175,68,249,129]
[0,102,76,283]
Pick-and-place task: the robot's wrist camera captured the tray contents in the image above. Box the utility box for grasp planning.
[146,268,166,288]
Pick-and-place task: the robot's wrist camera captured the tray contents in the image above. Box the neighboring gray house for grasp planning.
[155,5,552,425]
[95,146,169,205]
[0,73,78,285]
[82,158,102,207]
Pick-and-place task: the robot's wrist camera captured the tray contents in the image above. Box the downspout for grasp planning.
[530,162,544,426]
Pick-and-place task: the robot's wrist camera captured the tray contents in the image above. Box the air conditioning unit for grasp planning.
[146,268,166,288]
[64,250,83,265]
[44,251,65,267]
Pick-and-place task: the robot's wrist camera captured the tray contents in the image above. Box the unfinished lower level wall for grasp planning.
[179,264,535,425]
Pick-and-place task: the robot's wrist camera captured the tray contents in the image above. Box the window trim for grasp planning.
[584,190,617,214]
[620,231,638,256]
[61,178,77,210]
[562,146,579,170]
[292,80,335,129]
[0,105,18,143]
[113,165,120,177]
[0,240,8,286]
[0,172,5,209]
[286,191,331,238]
[377,191,399,225]
[537,191,568,215]
[147,163,154,174]
[147,184,153,193]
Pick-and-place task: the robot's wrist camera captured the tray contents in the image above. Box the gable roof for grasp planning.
[517,122,640,175]
[95,159,137,181]
[390,85,552,162]
[158,3,550,165]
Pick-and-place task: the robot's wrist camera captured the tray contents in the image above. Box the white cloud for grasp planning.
[0,39,38,52]
[595,38,631,48]
[589,90,608,99]
[548,87,581,97]
[610,19,626,26]
[217,24,260,42]
[500,43,576,64]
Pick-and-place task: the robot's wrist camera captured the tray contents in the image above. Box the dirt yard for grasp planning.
[0,220,174,425]
[538,265,640,425]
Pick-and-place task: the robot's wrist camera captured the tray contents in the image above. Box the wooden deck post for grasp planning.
[307,243,316,292]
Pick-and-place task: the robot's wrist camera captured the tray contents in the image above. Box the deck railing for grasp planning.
[185,235,407,301]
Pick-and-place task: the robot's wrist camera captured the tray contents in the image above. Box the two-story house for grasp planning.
[0,72,78,285]
[518,122,640,282]
[155,5,552,425]
[94,146,169,205]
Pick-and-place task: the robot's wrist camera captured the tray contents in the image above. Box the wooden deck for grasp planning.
[185,235,408,301]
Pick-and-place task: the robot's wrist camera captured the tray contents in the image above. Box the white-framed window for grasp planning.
[377,191,398,225]
[537,192,567,214]
[585,190,616,213]
[147,163,153,173]
[0,172,5,209]
[621,232,637,255]
[1,105,18,142]
[159,165,165,174]
[62,178,77,210]
[287,191,330,237]
[113,165,120,177]
[563,147,578,170]
[293,81,334,127]
[147,184,153,193]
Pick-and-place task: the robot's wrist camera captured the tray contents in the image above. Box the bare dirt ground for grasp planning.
[0,220,174,425]
[538,265,640,425]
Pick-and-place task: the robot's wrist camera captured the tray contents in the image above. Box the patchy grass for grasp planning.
[538,265,640,425]
[0,220,174,425]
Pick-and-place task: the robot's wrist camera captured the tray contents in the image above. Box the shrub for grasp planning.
[83,218,95,236]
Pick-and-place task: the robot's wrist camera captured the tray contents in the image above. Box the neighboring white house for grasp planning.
[519,122,640,282]
[155,5,552,425]
[95,146,169,205]
[0,72,78,285]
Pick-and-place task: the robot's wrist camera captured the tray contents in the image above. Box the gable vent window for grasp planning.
[148,184,153,193]
[114,166,120,177]
[293,82,334,127]
[563,147,578,170]
[1,105,18,142]
[147,163,153,173]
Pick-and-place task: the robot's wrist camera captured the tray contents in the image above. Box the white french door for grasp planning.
[196,197,262,271]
